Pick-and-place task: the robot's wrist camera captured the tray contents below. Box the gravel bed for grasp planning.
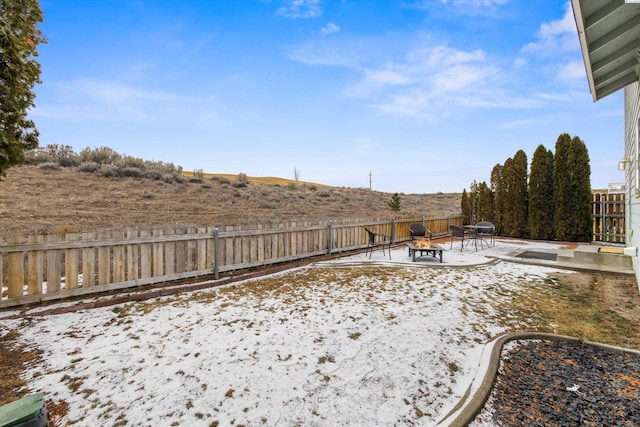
[474,340,640,426]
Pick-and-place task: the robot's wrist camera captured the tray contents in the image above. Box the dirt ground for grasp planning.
[0,165,461,236]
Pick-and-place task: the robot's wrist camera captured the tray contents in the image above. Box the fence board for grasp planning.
[7,239,24,298]
[126,229,139,281]
[97,232,110,286]
[65,233,79,289]
[82,244,96,287]
[153,230,164,277]
[65,248,79,289]
[0,252,4,290]
[205,228,214,271]
[112,245,125,283]
[27,235,43,296]
[164,229,176,276]
[46,234,63,293]
[140,230,152,278]
[241,235,250,266]
[186,235,197,272]
[225,228,234,267]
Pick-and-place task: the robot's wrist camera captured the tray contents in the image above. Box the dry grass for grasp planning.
[493,271,640,348]
[0,166,461,236]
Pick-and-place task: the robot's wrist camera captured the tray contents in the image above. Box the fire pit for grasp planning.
[407,239,444,263]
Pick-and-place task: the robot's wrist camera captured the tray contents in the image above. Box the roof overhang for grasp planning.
[572,0,640,101]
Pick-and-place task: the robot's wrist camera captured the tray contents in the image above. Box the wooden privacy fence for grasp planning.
[0,215,464,308]
[592,190,625,244]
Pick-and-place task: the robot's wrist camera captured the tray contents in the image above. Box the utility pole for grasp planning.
[369,171,372,190]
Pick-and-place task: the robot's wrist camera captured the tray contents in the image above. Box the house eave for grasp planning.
[571,0,640,102]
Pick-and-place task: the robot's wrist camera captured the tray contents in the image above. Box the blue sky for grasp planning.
[33,0,624,193]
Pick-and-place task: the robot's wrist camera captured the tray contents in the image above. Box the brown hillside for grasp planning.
[0,166,461,236]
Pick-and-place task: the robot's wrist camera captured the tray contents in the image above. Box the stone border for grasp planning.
[438,332,640,426]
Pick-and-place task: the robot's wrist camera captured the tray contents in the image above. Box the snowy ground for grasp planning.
[3,238,571,426]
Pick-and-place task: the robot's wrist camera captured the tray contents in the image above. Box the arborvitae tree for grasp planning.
[464,181,492,224]
[502,150,529,238]
[501,157,515,236]
[469,180,479,223]
[553,133,572,241]
[490,163,504,235]
[461,189,471,224]
[0,0,46,177]
[477,181,493,222]
[528,144,554,240]
[568,136,593,241]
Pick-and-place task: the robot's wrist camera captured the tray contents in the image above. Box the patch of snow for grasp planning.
[6,239,570,426]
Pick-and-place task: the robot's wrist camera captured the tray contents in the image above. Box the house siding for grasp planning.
[624,82,640,288]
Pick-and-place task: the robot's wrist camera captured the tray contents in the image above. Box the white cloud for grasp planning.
[322,22,340,35]
[431,63,497,94]
[34,78,190,123]
[287,3,582,120]
[364,68,412,85]
[513,2,586,98]
[276,0,322,19]
[417,45,486,68]
[350,138,381,156]
[72,79,172,104]
[284,38,367,68]
[438,0,508,6]
[557,60,586,82]
[521,2,578,57]
[497,118,536,129]
[407,0,509,16]
[350,44,503,118]
[513,57,526,68]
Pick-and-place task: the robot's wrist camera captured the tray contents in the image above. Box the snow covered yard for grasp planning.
[3,240,568,426]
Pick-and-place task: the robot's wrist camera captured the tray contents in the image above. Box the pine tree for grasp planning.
[461,189,471,223]
[568,136,593,241]
[387,192,401,212]
[490,163,503,235]
[553,133,572,241]
[477,181,493,222]
[0,0,46,177]
[502,151,528,238]
[469,181,479,223]
[528,144,554,240]
[501,157,515,236]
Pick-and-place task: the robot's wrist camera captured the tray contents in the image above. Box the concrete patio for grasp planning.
[319,237,634,275]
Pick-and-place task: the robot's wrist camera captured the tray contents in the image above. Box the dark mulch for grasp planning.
[479,340,640,426]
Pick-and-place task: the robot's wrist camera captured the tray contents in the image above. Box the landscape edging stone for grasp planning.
[439,332,640,426]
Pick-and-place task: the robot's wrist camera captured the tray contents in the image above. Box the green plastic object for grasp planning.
[0,393,45,427]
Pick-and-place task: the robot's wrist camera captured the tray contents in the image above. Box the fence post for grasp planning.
[327,221,333,256]
[421,215,425,226]
[214,228,219,280]
[448,216,451,232]
[391,217,396,244]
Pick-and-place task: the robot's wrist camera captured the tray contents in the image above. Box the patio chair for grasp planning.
[449,224,476,251]
[475,221,495,248]
[409,223,432,241]
[364,227,391,259]
[409,223,432,255]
